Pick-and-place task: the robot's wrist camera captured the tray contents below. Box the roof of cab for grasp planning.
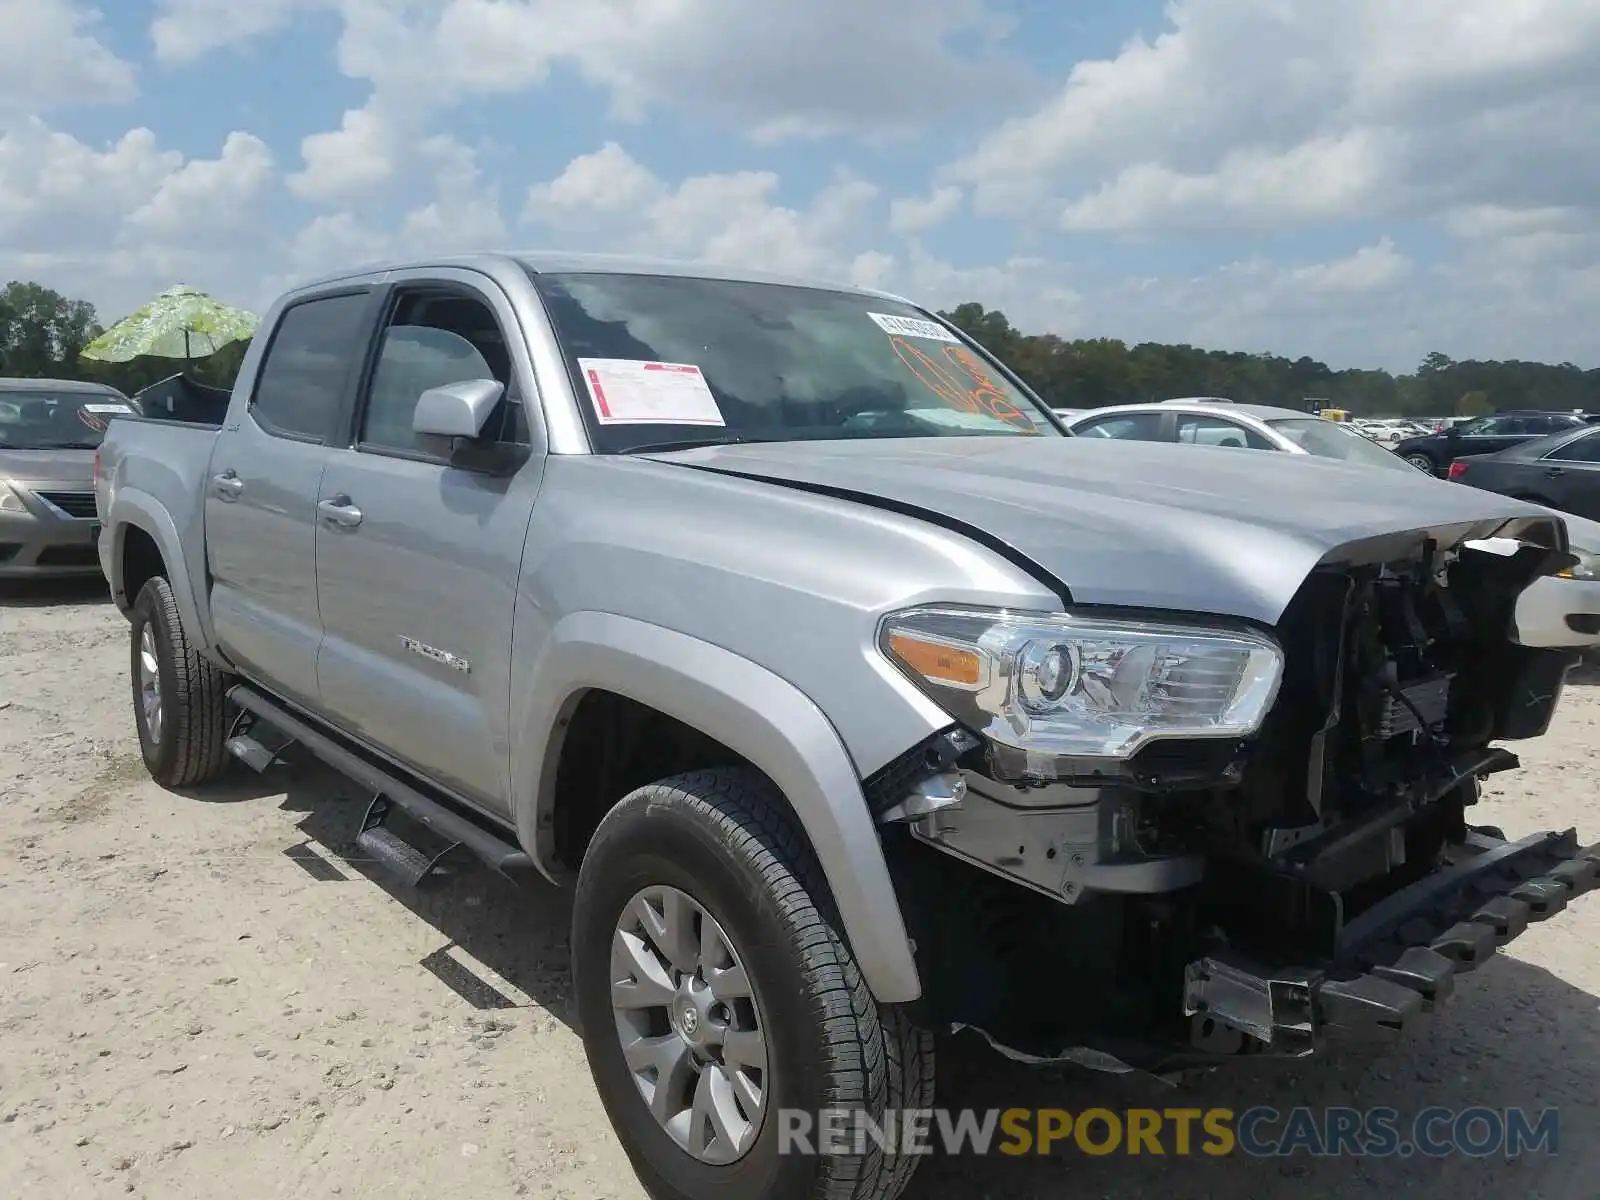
[288,250,916,307]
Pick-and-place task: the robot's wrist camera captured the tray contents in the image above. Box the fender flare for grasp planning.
[511,610,923,1004]
[106,488,212,652]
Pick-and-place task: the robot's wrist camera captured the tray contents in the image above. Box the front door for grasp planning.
[205,289,376,709]
[313,276,546,815]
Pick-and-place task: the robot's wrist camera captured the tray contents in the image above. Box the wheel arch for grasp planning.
[106,489,212,653]
[511,610,923,1004]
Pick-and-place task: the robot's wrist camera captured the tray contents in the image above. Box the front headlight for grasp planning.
[1557,546,1600,580]
[879,606,1284,762]
[0,483,27,514]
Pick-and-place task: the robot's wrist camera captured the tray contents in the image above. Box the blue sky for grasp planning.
[4,0,1599,372]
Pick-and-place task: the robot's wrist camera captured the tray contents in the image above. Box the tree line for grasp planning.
[3,278,1595,418]
[938,303,1600,418]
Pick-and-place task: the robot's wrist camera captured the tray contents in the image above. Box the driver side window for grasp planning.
[358,289,528,460]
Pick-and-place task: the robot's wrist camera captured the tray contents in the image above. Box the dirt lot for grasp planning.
[2,579,1598,1199]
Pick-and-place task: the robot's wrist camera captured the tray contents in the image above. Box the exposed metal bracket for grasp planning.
[878,771,966,824]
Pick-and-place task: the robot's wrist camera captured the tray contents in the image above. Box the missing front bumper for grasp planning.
[1184,827,1600,1054]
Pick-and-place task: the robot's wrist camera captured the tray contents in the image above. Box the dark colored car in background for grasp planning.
[1395,410,1587,476]
[1447,422,1600,521]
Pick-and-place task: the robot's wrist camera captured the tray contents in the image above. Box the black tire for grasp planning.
[573,767,934,1200]
[130,575,230,788]
[1406,452,1440,475]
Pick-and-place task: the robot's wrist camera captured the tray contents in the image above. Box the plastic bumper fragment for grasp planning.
[1370,946,1455,1010]
[1184,828,1598,1052]
[1314,975,1424,1041]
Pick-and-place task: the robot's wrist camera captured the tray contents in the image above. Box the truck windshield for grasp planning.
[529,271,1062,453]
[0,391,135,450]
[1267,417,1422,473]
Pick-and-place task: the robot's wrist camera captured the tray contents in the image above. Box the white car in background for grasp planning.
[1066,401,1430,474]
[1355,419,1413,446]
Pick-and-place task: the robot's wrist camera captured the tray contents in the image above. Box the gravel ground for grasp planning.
[2,578,1598,1199]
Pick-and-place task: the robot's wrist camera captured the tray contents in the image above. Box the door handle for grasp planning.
[317,496,363,528]
[1545,466,1566,478]
[212,470,244,499]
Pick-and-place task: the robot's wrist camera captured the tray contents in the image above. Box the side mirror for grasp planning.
[413,378,505,439]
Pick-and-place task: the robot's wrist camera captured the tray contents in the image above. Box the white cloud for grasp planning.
[126,133,276,238]
[521,142,660,223]
[895,243,1086,335]
[150,0,330,63]
[265,0,1026,205]
[0,120,179,240]
[285,135,506,278]
[0,0,137,116]
[889,187,965,235]
[523,142,884,285]
[0,118,281,323]
[289,105,399,202]
[1053,240,1423,366]
[1057,133,1393,234]
[948,0,1600,232]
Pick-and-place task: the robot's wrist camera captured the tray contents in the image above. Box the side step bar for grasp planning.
[226,684,537,886]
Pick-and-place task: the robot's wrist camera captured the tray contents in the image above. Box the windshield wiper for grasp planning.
[619,434,775,455]
[22,440,100,450]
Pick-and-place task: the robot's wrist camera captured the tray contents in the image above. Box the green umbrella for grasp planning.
[81,284,259,364]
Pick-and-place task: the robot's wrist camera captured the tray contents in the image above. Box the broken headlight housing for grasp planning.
[879,606,1284,761]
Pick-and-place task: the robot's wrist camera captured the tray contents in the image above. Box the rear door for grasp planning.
[204,288,378,708]
[312,271,547,816]
[1538,430,1600,520]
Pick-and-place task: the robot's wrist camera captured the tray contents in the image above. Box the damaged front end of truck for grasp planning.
[868,514,1600,1074]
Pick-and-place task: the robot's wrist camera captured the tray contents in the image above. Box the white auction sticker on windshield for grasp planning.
[867,312,961,343]
[577,358,726,426]
[83,403,133,414]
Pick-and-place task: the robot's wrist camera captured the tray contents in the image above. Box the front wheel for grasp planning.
[130,576,231,788]
[573,768,933,1200]
[1406,453,1439,475]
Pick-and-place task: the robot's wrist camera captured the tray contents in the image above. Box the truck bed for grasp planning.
[95,414,220,611]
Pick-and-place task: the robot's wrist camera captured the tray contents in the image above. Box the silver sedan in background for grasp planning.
[1066,400,1428,474]
[1,378,137,580]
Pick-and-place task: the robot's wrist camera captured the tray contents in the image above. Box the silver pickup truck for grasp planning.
[96,252,1600,1200]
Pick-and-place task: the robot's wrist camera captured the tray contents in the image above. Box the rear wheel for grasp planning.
[572,767,933,1200]
[130,576,230,788]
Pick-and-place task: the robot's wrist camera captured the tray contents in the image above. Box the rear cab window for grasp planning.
[250,291,372,442]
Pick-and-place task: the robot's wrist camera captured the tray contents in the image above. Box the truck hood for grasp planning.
[0,447,96,484]
[653,437,1563,626]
